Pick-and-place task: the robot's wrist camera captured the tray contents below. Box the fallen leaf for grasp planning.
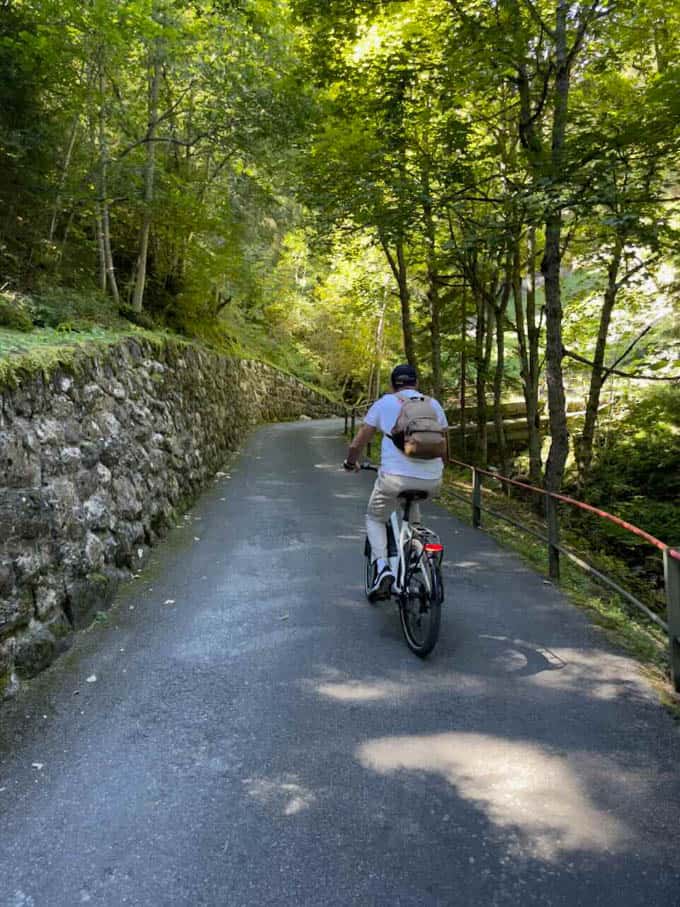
[86,674,97,683]
[164,599,176,605]
[278,614,290,621]
[32,763,44,771]
[194,537,201,542]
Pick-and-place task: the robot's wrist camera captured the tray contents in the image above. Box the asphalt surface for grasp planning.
[1,418,679,907]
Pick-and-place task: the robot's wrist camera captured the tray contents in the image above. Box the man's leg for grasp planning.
[410,478,442,525]
[370,474,442,538]
[366,473,400,562]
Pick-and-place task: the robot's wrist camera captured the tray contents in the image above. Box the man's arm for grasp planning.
[344,424,376,470]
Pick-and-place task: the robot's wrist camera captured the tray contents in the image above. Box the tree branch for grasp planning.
[614,254,660,292]
[567,0,605,68]
[564,347,679,382]
[520,0,556,39]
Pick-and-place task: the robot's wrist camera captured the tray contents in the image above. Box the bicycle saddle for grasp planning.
[398,490,429,501]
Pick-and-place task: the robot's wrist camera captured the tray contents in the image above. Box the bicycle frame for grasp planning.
[387,508,431,597]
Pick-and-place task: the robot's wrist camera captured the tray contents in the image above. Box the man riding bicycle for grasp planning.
[343,364,448,599]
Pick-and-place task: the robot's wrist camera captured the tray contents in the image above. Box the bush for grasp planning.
[30,288,118,329]
[572,385,680,558]
[587,386,680,503]
[118,304,156,330]
[0,293,34,331]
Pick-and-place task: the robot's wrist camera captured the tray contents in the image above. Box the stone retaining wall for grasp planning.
[0,338,339,696]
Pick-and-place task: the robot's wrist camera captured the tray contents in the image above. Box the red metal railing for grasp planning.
[448,456,680,560]
[446,452,680,691]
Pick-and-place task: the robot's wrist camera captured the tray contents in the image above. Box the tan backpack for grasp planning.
[389,393,447,460]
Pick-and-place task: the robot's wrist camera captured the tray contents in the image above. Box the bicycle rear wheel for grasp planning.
[399,559,442,657]
[364,537,375,601]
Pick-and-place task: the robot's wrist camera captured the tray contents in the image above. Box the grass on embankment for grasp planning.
[0,282,342,407]
[0,325,178,389]
[440,467,679,714]
[0,319,340,410]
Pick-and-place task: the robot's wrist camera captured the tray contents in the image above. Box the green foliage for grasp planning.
[0,294,34,332]
[119,305,156,331]
[0,0,678,508]
[29,288,120,329]
[578,386,680,548]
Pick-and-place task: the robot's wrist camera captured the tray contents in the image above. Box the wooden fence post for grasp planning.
[664,549,680,692]
[472,468,482,528]
[545,494,560,582]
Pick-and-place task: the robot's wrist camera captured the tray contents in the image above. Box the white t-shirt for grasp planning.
[364,389,448,480]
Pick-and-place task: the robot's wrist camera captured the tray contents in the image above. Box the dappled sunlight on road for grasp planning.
[524,647,656,703]
[306,665,487,703]
[316,678,407,702]
[357,732,629,862]
[450,559,483,569]
[242,774,317,817]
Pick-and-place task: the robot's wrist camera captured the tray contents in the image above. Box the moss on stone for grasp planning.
[0,668,15,699]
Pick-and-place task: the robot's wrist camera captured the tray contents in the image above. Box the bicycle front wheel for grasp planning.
[399,559,442,657]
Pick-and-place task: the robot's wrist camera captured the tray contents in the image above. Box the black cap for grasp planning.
[390,364,418,388]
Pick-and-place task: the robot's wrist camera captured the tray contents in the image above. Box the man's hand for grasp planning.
[345,423,376,472]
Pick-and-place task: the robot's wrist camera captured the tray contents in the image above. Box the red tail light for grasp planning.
[424,543,443,554]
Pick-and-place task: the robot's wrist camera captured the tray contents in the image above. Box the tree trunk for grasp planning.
[422,167,443,398]
[380,233,417,370]
[132,44,161,312]
[460,284,468,459]
[396,239,417,369]
[428,278,443,399]
[49,113,80,244]
[474,292,492,466]
[374,290,387,398]
[98,71,120,305]
[541,0,570,492]
[576,234,624,482]
[492,275,511,473]
[513,230,543,483]
[542,213,569,491]
[526,230,542,483]
[95,210,106,292]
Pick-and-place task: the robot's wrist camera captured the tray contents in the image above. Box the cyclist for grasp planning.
[343,364,448,599]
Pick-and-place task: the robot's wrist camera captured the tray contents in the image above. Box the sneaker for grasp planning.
[369,565,394,601]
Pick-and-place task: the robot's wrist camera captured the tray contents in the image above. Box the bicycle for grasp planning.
[361,463,444,657]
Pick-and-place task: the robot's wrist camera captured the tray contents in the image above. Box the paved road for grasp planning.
[1,419,679,906]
